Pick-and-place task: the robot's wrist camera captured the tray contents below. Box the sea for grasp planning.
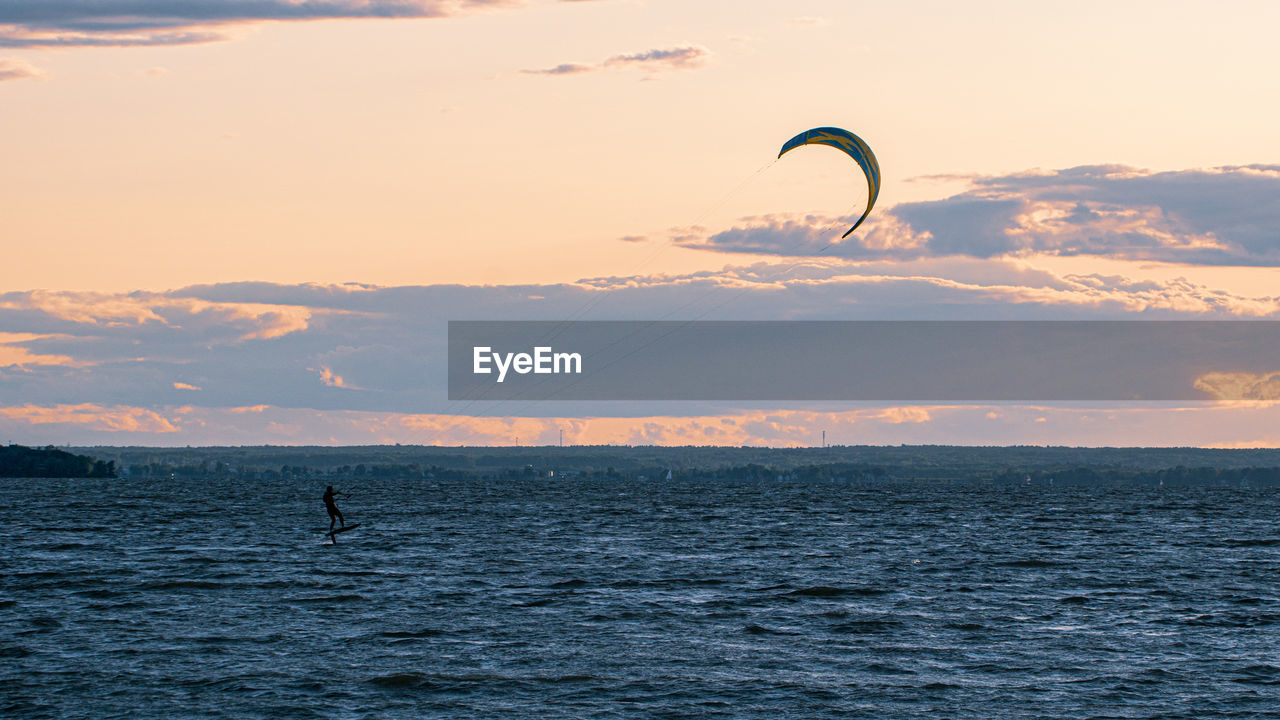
[3,475,1278,718]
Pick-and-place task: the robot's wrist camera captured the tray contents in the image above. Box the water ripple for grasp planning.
[2,477,1278,718]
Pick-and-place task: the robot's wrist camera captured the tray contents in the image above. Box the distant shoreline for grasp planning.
[37,444,1280,487]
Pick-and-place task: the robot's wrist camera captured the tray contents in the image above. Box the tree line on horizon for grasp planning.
[10,442,1280,485]
[0,444,116,478]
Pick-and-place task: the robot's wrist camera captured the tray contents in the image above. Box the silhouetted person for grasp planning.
[324,485,345,533]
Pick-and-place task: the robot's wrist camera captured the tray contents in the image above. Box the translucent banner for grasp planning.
[448,321,1280,402]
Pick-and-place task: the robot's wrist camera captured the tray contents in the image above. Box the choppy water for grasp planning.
[3,476,1279,718]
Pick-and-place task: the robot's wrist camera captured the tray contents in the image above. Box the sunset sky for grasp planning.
[3,0,1280,446]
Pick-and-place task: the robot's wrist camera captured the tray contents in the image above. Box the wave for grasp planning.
[1221,537,1280,547]
[288,594,366,603]
[139,580,228,591]
[788,585,887,598]
[549,578,588,589]
[830,618,905,634]
[742,624,798,636]
[379,628,445,639]
[995,559,1068,568]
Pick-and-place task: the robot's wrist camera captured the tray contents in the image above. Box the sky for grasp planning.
[2,0,1280,447]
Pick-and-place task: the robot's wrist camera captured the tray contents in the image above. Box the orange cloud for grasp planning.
[390,408,940,447]
[316,366,349,388]
[227,306,314,341]
[1193,371,1280,401]
[4,403,1279,447]
[1,291,323,341]
[229,405,271,413]
[0,404,178,432]
[0,332,82,368]
[1,291,166,325]
[872,407,933,424]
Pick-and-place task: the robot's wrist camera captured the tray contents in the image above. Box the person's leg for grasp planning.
[336,508,345,528]
[329,511,337,532]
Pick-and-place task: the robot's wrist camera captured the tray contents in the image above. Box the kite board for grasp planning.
[327,523,360,536]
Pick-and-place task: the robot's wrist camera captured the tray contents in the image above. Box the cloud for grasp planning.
[0,270,1275,431]
[315,365,355,389]
[0,403,1039,445]
[0,332,81,368]
[522,45,711,76]
[605,46,709,70]
[0,56,42,80]
[683,211,931,260]
[1,276,1279,446]
[524,61,594,76]
[0,0,525,48]
[0,290,323,342]
[0,403,178,432]
[229,404,270,413]
[692,165,1280,267]
[0,263,1276,445]
[2,403,915,445]
[8,402,1280,448]
[1193,371,1280,401]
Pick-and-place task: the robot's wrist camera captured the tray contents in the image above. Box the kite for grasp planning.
[777,127,880,238]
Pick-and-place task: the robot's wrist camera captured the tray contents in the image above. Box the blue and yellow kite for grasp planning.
[778,127,880,238]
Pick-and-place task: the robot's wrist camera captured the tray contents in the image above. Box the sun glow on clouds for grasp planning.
[316,366,351,389]
[229,405,271,413]
[0,404,178,433]
[1193,372,1280,401]
[3,262,1280,446]
[4,404,1280,448]
[696,165,1280,270]
[0,405,937,446]
[0,292,319,341]
[619,262,1280,317]
[0,333,82,368]
[2,272,1278,447]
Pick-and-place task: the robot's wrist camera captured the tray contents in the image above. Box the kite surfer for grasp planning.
[323,485,347,533]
